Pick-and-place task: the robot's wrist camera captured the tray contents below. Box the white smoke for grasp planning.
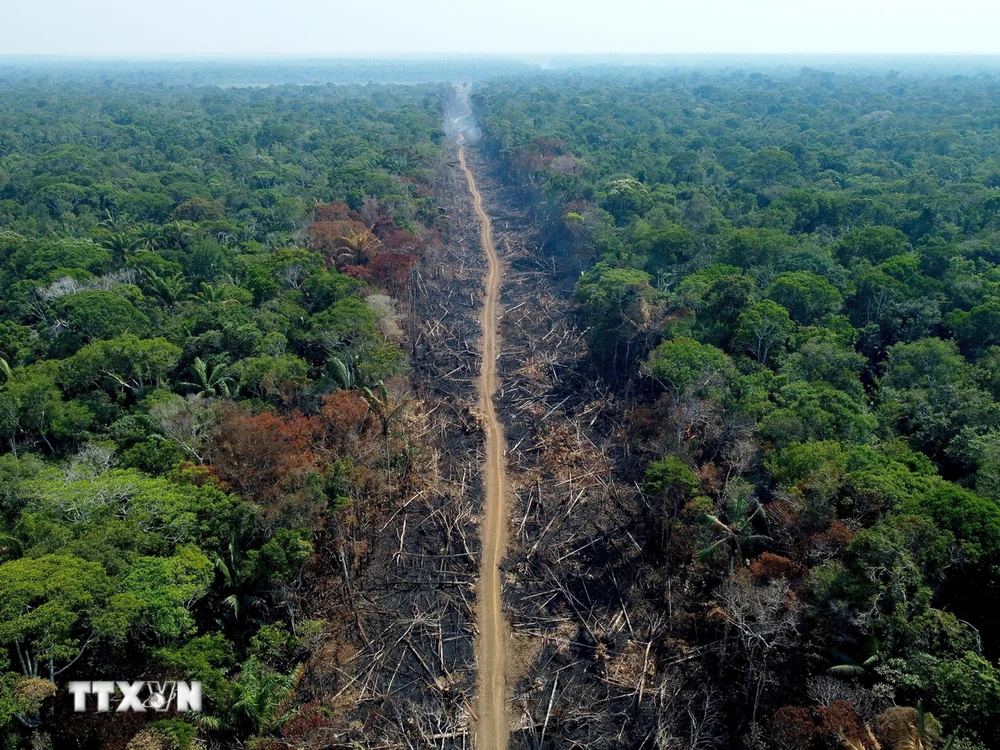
[443,83,480,143]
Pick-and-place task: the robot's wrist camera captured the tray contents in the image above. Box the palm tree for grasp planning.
[211,532,264,628]
[192,659,304,741]
[379,149,415,174]
[135,222,165,251]
[699,481,769,577]
[329,355,357,390]
[100,229,141,264]
[142,268,187,322]
[361,380,410,488]
[227,659,304,737]
[193,281,225,302]
[97,209,129,232]
[161,220,195,250]
[335,230,381,266]
[180,357,233,398]
[827,633,890,678]
[840,704,955,750]
[840,725,882,750]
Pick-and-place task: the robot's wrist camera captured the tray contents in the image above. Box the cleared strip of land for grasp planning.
[459,140,510,750]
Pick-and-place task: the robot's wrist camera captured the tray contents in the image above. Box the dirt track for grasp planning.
[459,139,510,750]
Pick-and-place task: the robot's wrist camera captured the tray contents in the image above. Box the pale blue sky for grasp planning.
[2,0,995,57]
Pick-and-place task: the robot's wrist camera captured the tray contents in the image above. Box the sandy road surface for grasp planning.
[458,139,510,750]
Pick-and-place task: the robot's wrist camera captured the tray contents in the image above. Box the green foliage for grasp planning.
[51,290,151,345]
[223,658,304,738]
[0,72,441,744]
[477,69,1000,742]
[734,300,795,364]
[904,651,1000,742]
[0,554,124,679]
[761,380,876,445]
[765,271,843,326]
[148,720,197,750]
[643,337,733,399]
[0,362,94,451]
[835,226,912,265]
[642,456,699,498]
[576,264,657,378]
[603,175,652,222]
[905,482,1000,566]
[120,547,214,640]
[65,334,182,397]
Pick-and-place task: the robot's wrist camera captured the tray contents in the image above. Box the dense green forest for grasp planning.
[5,61,1000,750]
[0,78,447,748]
[475,69,1000,749]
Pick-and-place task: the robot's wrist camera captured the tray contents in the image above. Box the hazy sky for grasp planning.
[2,0,996,57]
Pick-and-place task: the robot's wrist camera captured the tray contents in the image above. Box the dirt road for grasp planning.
[459,139,510,750]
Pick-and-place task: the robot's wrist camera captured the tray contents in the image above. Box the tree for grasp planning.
[223,659,304,738]
[906,651,1000,743]
[603,175,652,222]
[766,271,843,326]
[307,220,379,267]
[149,394,217,464]
[946,299,1000,354]
[576,264,658,378]
[700,480,768,576]
[362,379,410,487]
[644,337,734,448]
[761,381,876,445]
[0,554,133,681]
[368,251,416,300]
[206,407,322,522]
[697,273,758,349]
[644,337,733,400]
[173,197,225,222]
[140,267,187,321]
[742,147,800,190]
[0,362,93,453]
[120,546,214,641]
[643,456,701,551]
[16,465,237,560]
[94,228,142,264]
[230,354,311,403]
[714,573,801,721]
[835,226,911,265]
[66,334,182,397]
[51,289,151,343]
[722,228,798,271]
[735,300,795,364]
[180,357,233,398]
[880,338,998,467]
[631,219,696,276]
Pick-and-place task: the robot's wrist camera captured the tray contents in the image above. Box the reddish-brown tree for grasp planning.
[306,220,377,266]
[372,218,423,252]
[313,201,364,224]
[750,552,805,582]
[340,264,371,282]
[318,390,373,453]
[770,706,819,750]
[817,700,864,745]
[368,251,416,300]
[206,406,319,515]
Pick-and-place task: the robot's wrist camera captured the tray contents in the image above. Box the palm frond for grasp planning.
[827,664,867,677]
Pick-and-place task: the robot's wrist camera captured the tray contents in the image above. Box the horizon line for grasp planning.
[5,52,1000,63]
